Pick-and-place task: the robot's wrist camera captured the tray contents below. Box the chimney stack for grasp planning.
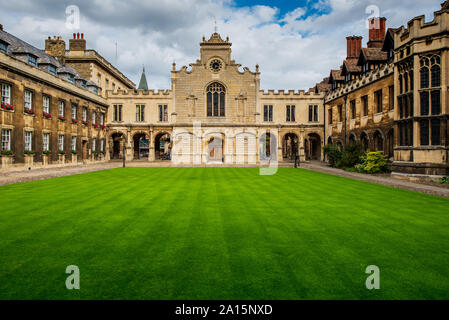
[346,36,362,59]
[45,35,66,60]
[69,32,86,51]
[368,17,386,48]
[0,24,3,31]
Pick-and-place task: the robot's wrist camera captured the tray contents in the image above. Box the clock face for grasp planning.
[209,59,223,72]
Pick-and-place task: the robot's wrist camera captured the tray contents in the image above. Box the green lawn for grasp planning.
[0,167,448,300]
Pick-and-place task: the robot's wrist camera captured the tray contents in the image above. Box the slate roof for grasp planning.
[343,58,362,74]
[358,48,388,65]
[0,28,96,92]
[330,69,344,81]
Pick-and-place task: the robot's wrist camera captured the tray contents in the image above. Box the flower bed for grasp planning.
[24,108,36,116]
[43,111,52,119]
[1,102,14,111]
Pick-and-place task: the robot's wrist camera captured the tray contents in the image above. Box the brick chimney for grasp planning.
[368,17,386,48]
[69,32,86,51]
[346,36,362,59]
[45,35,66,60]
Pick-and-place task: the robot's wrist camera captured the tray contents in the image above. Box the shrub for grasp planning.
[360,151,389,174]
[441,177,449,184]
[323,145,342,167]
[338,143,364,168]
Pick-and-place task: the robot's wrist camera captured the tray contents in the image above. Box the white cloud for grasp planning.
[0,0,443,90]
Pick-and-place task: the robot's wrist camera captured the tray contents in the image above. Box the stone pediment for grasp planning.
[201,33,231,46]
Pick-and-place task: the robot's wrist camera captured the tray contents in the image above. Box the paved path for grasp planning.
[0,163,121,186]
[301,162,449,198]
[1,161,448,198]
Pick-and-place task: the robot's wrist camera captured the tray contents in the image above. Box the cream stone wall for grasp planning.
[106,33,325,164]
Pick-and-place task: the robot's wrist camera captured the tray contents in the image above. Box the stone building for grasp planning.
[106,32,325,164]
[0,25,108,169]
[44,33,135,97]
[322,1,449,178]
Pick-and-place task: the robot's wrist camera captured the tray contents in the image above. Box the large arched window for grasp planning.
[420,57,429,89]
[206,82,225,117]
[431,64,441,87]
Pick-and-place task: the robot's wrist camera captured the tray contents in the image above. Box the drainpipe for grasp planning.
[344,95,348,146]
[323,96,326,162]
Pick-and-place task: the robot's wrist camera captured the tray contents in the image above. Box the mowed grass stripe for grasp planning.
[0,167,448,299]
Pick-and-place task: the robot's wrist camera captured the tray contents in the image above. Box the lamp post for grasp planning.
[294,137,299,168]
[122,137,126,168]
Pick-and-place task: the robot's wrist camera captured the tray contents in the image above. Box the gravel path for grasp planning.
[301,162,449,198]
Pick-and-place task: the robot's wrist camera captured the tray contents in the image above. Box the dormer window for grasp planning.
[27,55,37,67]
[67,74,75,84]
[0,41,8,53]
[81,81,87,89]
[49,65,57,76]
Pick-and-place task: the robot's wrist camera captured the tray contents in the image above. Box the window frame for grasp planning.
[1,129,12,151]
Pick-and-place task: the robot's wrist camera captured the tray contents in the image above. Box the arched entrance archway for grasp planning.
[207,135,224,162]
[283,133,298,161]
[386,129,394,159]
[155,132,171,160]
[260,132,276,161]
[110,132,125,159]
[349,133,357,145]
[373,130,384,152]
[306,133,321,161]
[133,133,149,160]
[360,132,369,152]
[327,136,333,145]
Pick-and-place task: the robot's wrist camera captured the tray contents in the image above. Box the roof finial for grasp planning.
[214,19,218,33]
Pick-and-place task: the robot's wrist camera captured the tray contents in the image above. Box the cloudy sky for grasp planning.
[0,0,443,90]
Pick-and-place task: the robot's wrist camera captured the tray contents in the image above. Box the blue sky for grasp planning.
[0,0,443,89]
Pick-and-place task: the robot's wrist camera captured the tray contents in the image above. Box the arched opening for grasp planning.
[327,136,333,145]
[260,132,276,161]
[283,133,298,161]
[155,132,171,160]
[360,132,369,152]
[110,132,125,159]
[306,133,321,161]
[133,133,149,160]
[207,135,224,162]
[349,133,357,145]
[386,129,394,159]
[206,82,226,117]
[373,130,384,152]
